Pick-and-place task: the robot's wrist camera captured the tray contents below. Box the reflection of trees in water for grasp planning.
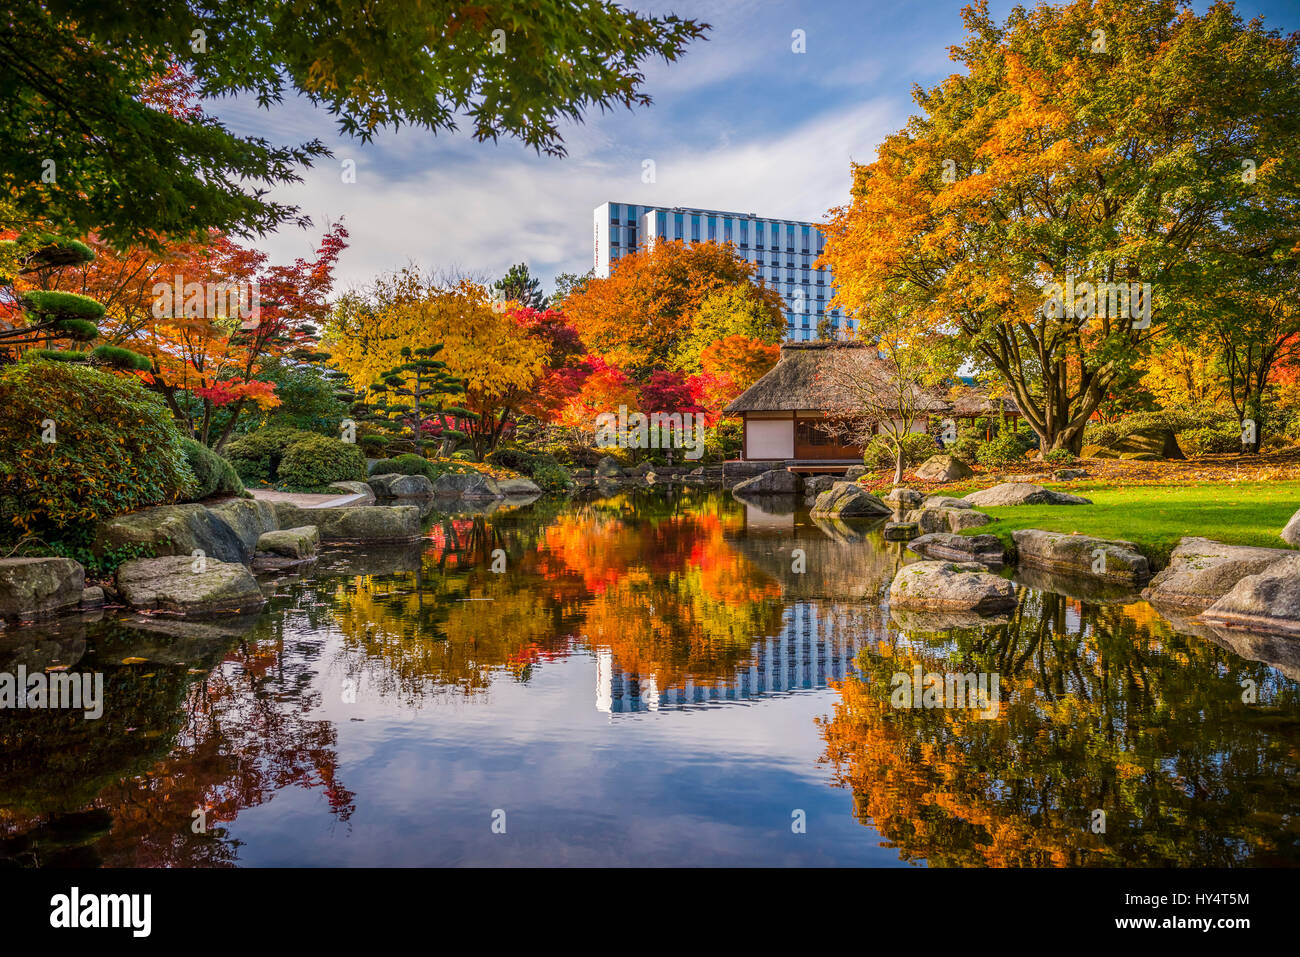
[820,591,1300,866]
[330,491,783,700]
[1,605,355,868]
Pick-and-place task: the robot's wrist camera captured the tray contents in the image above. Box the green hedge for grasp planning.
[0,359,193,534]
[178,437,245,500]
[975,426,1038,468]
[1083,410,1214,449]
[277,433,367,489]
[222,427,315,484]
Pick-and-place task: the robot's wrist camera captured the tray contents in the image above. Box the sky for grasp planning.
[209,0,1300,299]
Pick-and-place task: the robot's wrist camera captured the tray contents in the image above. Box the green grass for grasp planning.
[968,480,1300,570]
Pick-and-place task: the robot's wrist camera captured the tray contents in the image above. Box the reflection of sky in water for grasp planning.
[242,592,898,866]
[2,490,1298,867]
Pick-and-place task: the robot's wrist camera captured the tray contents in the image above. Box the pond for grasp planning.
[2,488,1298,866]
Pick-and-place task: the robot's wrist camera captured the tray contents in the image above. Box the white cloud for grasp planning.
[247,98,900,295]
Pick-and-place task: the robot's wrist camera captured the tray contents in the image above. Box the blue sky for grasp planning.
[211,0,1300,297]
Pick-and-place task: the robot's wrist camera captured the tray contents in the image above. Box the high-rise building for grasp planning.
[592,201,854,341]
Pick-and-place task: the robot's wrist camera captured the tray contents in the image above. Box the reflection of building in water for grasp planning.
[595,603,863,714]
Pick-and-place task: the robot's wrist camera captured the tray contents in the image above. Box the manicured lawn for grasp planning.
[969,480,1300,569]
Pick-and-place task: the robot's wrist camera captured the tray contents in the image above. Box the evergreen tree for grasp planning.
[493,262,546,310]
[361,344,469,456]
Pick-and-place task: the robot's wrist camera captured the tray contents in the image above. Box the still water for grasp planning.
[2,489,1298,866]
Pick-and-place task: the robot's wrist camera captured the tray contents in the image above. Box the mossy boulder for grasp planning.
[811,482,891,517]
[1011,529,1151,584]
[1141,537,1293,610]
[115,555,266,617]
[0,558,85,620]
[271,503,423,543]
[889,560,1018,613]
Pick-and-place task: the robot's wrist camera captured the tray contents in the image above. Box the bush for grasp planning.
[976,427,1038,468]
[485,447,565,477]
[1177,423,1242,456]
[1043,447,1076,466]
[222,427,314,484]
[178,438,245,500]
[531,463,573,492]
[862,431,939,469]
[276,433,367,489]
[1084,409,1211,449]
[0,359,194,534]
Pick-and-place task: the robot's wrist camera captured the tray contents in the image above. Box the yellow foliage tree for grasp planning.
[325,273,549,456]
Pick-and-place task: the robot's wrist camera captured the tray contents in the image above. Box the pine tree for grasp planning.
[0,236,150,369]
[493,262,546,310]
[361,344,469,455]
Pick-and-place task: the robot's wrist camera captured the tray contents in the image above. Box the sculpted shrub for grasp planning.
[276,433,366,489]
[0,358,194,534]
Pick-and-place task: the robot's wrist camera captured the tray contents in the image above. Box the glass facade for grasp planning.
[599,203,854,341]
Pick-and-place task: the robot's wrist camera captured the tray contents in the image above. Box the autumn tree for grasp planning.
[698,335,779,412]
[325,274,551,458]
[564,240,778,374]
[673,282,785,372]
[820,0,1300,453]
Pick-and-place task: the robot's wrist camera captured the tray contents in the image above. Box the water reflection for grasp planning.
[821,590,1300,866]
[1,488,1298,866]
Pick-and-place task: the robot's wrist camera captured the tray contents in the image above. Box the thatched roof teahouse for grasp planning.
[723,341,946,471]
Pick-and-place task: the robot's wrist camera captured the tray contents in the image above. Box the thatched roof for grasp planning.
[723,341,948,415]
[949,390,1020,417]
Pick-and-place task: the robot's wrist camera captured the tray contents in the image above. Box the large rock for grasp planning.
[811,482,891,517]
[963,482,1091,507]
[115,555,266,617]
[843,465,870,481]
[914,454,974,482]
[908,532,1006,566]
[206,499,278,558]
[733,468,800,496]
[94,502,268,565]
[803,474,839,500]
[432,472,502,500]
[889,560,1018,613]
[921,495,972,510]
[595,456,625,479]
[327,480,376,505]
[883,522,920,541]
[272,503,423,543]
[0,558,85,620]
[1114,427,1184,460]
[497,477,543,497]
[1281,509,1300,547]
[1201,554,1300,635]
[1011,529,1151,584]
[1141,537,1293,610]
[256,525,320,559]
[906,507,990,535]
[253,525,320,572]
[884,488,925,508]
[367,472,436,498]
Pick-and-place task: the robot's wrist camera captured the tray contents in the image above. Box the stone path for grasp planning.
[248,489,369,509]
